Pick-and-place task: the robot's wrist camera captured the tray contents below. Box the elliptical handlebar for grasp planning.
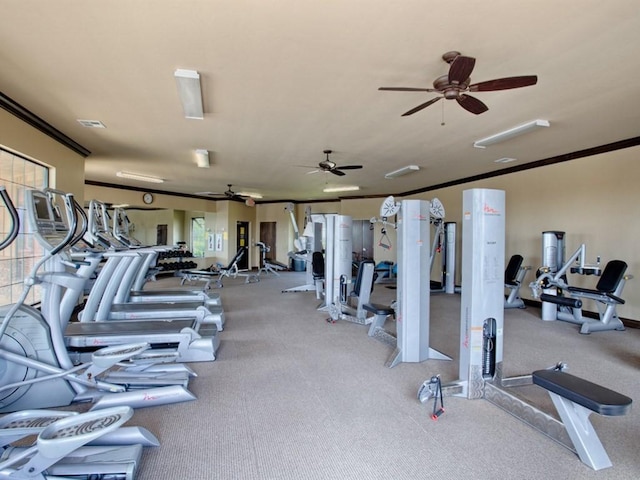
[43,189,79,256]
[70,197,89,247]
[0,186,20,252]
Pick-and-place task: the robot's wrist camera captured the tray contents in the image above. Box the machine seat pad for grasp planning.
[532,369,632,416]
[184,269,218,277]
[363,303,394,316]
[567,286,625,305]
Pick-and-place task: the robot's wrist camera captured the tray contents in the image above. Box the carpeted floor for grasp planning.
[130,271,639,479]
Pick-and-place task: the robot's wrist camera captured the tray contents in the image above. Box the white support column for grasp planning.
[458,189,505,398]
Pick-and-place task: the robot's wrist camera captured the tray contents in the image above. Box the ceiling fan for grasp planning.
[306,150,363,177]
[195,184,261,200]
[379,51,538,116]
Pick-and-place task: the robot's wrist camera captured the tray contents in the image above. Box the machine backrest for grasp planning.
[311,251,324,278]
[505,254,524,286]
[224,246,246,270]
[595,260,627,293]
[352,260,375,295]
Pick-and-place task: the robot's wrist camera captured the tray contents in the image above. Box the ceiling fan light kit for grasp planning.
[174,69,204,119]
[116,171,164,183]
[195,149,209,168]
[385,165,420,179]
[473,119,550,149]
[307,150,363,176]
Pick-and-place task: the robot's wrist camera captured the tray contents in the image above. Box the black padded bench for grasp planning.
[532,369,632,470]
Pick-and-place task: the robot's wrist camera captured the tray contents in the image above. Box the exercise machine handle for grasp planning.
[0,186,20,251]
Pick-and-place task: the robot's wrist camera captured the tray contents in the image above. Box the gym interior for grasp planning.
[0,2,639,479]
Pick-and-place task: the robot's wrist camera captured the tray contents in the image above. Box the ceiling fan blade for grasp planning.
[306,169,320,175]
[456,94,489,115]
[330,169,346,176]
[448,55,476,85]
[379,87,434,92]
[401,97,442,116]
[469,75,538,92]
[336,165,363,170]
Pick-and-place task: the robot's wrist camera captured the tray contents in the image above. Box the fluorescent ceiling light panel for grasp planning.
[77,119,106,128]
[323,185,360,193]
[385,165,420,179]
[174,69,204,119]
[195,149,209,168]
[116,171,164,184]
[237,191,263,199]
[473,119,550,149]
[494,157,517,163]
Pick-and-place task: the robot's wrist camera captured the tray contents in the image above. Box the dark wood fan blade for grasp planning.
[330,169,346,176]
[456,94,488,115]
[448,56,476,85]
[469,75,538,92]
[336,165,362,170]
[401,97,442,116]
[379,87,434,92]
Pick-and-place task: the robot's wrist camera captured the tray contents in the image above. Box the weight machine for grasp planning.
[529,231,632,333]
[256,241,287,276]
[366,197,450,367]
[417,189,632,470]
[282,204,324,293]
[370,198,457,294]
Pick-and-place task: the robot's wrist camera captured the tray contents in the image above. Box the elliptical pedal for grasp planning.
[0,406,143,480]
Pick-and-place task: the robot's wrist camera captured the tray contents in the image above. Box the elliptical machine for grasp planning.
[0,187,196,413]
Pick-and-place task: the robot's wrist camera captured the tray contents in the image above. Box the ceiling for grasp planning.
[1,1,639,203]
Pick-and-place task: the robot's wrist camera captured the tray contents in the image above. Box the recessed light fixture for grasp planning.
[473,119,550,148]
[385,165,420,179]
[323,185,360,193]
[116,171,165,184]
[494,157,517,164]
[77,119,106,128]
[195,149,209,168]
[174,69,204,119]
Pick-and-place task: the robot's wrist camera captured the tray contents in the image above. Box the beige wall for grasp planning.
[2,109,637,320]
[83,147,640,321]
[0,109,85,198]
[407,147,640,321]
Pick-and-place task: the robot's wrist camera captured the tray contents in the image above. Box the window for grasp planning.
[191,217,205,257]
[0,147,49,305]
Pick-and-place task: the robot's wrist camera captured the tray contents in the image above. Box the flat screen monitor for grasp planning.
[33,192,52,221]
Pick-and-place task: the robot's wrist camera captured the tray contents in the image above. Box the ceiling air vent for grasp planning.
[77,119,106,128]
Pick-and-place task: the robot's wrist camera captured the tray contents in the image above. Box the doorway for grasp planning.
[156,224,168,245]
[236,221,250,270]
[259,222,277,269]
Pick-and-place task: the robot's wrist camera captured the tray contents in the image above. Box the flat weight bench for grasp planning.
[532,369,632,470]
